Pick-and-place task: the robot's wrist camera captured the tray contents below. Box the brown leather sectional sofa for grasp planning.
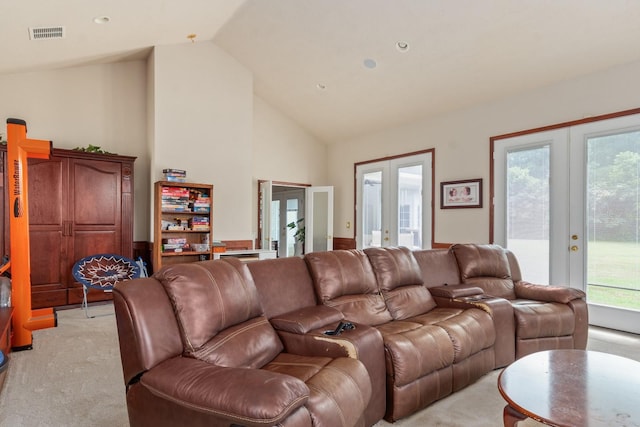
[113,244,588,427]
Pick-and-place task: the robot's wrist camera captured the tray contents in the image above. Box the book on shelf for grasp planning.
[164,176,186,182]
[163,168,187,181]
[162,168,187,175]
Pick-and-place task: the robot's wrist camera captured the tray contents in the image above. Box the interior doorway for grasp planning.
[271,185,305,258]
[258,180,334,257]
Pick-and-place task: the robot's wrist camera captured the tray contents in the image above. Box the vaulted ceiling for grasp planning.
[3,1,640,142]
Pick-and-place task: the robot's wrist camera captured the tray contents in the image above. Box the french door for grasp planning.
[356,152,432,250]
[493,113,640,333]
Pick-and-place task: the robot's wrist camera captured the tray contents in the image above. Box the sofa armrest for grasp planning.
[141,357,309,427]
[515,281,586,303]
[429,284,484,299]
[270,305,344,334]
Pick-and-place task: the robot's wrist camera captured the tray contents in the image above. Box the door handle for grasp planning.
[570,245,579,252]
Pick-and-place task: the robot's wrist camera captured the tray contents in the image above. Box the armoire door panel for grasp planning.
[29,230,65,285]
[70,160,121,226]
[72,230,119,260]
[27,157,66,226]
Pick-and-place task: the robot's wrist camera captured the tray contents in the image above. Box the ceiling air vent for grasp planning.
[29,26,65,40]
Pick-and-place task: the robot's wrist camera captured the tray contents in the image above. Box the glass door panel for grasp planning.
[305,186,333,253]
[270,199,280,252]
[505,145,550,285]
[585,130,640,311]
[362,170,383,248]
[285,198,300,257]
[397,165,422,250]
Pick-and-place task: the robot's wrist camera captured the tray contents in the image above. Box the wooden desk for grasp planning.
[498,350,640,426]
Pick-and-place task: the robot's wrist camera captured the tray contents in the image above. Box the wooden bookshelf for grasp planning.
[153,181,213,271]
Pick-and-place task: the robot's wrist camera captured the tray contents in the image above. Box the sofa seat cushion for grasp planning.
[376,323,455,387]
[264,353,372,427]
[305,250,393,326]
[407,307,495,363]
[142,357,310,426]
[430,309,496,363]
[512,300,575,339]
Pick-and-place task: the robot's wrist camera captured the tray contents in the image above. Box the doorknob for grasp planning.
[571,235,579,240]
[570,245,579,252]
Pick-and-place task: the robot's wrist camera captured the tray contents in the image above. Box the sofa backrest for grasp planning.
[248,256,318,319]
[450,244,517,299]
[155,258,283,368]
[305,249,393,326]
[412,248,461,288]
[505,250,523,283]
[364,246,437,319]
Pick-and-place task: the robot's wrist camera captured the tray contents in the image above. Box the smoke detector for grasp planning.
[29,26,65,40]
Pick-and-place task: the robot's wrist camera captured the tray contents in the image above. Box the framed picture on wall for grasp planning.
[440,178,482,209]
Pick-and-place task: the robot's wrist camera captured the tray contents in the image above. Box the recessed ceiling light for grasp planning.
[396,41,410,52]
[363,58,377,69]
[93,16,110,24]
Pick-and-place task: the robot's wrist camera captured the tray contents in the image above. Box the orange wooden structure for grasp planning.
[6,118,57,350]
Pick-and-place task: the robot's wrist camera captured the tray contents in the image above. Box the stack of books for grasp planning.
[189,190,211,213]
[161,187,190,212]
[212,241,226,253]
[189,216,210,231]
[162,237,188,253]
[163,168,187,182]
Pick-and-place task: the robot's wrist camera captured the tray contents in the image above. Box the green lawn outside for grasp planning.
[587,240,640,310]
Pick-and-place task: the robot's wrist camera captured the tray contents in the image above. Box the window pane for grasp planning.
[397,165,422,249]
[362,171,382,248]
[586,131,640,311]
[270,200,280,252]
[506,146,550,284]
[286,198,299,257]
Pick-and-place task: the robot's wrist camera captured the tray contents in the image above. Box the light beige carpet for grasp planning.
[0,304,127,427]
[0,304,638,427]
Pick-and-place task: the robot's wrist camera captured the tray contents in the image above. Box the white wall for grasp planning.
[6,46,638,248]
[0,42,325,247]
[328,59,640,244]
[252,95,328,237]
[0,61,149,241]
[151,41,253,241]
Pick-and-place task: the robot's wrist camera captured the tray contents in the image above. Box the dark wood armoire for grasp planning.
[0,146,135,308]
